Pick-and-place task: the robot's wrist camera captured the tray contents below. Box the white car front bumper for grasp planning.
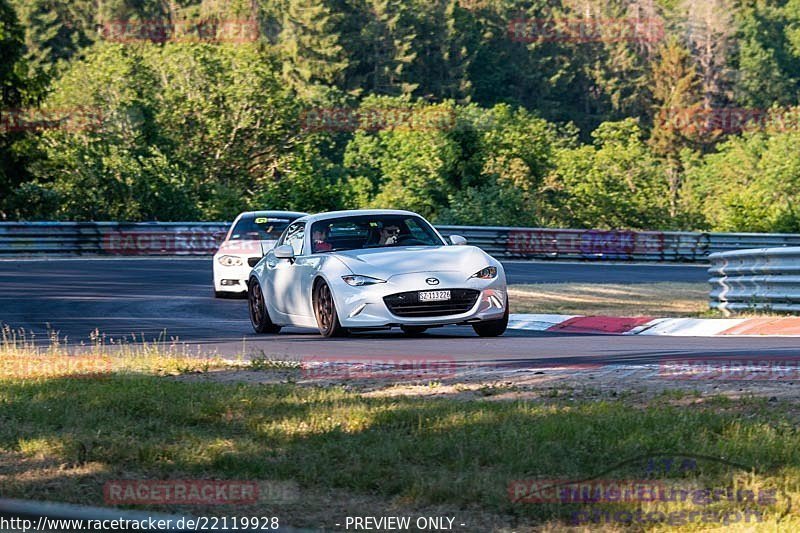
[332,271,507,328]
[213,259,257,294]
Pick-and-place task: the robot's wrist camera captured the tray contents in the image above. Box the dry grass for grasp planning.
[509,282,710,317]
[3,324,800,530]
[0,324,237,379]
[2,372,799,531]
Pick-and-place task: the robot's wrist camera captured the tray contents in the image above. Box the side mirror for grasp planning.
[449,235,467,246]
[274,244,295,259]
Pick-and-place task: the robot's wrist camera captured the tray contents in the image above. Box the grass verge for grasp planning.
[509,282,710,317]
[1,362,799,528]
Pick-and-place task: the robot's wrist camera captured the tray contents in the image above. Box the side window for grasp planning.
[406,218,427,240]
[282,222,305,256]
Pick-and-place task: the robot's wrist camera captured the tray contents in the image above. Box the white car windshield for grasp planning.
[229,216,294,240]
[310,215,444,253]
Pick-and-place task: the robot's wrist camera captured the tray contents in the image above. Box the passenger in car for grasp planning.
[378,224,401,245]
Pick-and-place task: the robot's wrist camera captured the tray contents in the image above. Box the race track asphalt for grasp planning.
[1,257,795,365]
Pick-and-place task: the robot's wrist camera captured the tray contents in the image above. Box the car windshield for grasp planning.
[310,214,444,253]
[229,216,294,241]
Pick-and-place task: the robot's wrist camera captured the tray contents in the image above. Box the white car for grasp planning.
[247,209,508,337]
[213,211,307,297]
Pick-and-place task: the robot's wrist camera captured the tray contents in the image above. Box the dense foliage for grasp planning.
[2,0,800,231]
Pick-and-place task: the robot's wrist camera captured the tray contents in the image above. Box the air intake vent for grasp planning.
[383,289,480,317]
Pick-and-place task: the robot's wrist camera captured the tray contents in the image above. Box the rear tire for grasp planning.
[472,304,509,337]
[401,325,428,336]
[313,280,348,338]
[248,279,281,334]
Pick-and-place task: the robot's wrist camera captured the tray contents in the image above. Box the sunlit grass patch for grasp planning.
[3,325,800,529]
[509,282,709,317]
[0,324,234,379]
[0,374,799,529]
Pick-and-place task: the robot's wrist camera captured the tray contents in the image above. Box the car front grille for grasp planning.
[383,289,480,318]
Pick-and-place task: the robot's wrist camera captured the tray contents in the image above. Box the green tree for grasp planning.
[683,128,800,232]
[648,38,702,218]
[343,97,459,219]
[344,99,564,225]
[0,0,38,219]
[545,119,669,229]
[9,0,96,76]
[278,0,348,96]
[27,41,307,221]
[0,0,27,106]
[733,2,797,108]
[254,144,350,213]
[26,43,193,220]
[350,0,417,96]
[440,103,566,226]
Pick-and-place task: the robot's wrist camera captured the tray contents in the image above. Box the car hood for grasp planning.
[331,246,493,279]
[215,239,278,256]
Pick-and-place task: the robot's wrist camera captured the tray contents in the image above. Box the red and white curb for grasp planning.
[508,314,800,337]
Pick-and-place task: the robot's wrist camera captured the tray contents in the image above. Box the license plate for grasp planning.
[419,290,451,302]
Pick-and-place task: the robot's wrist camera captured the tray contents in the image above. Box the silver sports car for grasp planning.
[247,209,508,337]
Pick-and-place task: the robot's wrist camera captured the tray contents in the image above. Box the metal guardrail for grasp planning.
[430,226,800,262]
[0,222,229,256]
[709,247,800,313]
[3,222,800,261]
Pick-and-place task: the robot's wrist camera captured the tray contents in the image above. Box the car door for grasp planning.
[266,222,316,319]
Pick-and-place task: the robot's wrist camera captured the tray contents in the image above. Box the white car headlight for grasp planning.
[217,255,243,267]
[342,275,386,286]
[471,266,497,279]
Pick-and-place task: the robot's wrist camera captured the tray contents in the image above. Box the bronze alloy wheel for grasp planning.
[313,280,348,337]
[248,279,281,334]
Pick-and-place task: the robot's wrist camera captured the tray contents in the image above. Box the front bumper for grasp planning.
[334,271,506,328]
[213,261,255,293]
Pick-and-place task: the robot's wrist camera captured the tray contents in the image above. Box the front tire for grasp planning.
[248,279,281,334]
[472,305,509,337]
[313,280,348,338]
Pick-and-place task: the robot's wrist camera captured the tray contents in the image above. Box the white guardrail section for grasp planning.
[709,247,800,313]
[2,222,800,261]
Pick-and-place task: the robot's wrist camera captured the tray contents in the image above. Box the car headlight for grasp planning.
[342,275,386,286]
[471,266,497,279]
[217,255,243,267]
